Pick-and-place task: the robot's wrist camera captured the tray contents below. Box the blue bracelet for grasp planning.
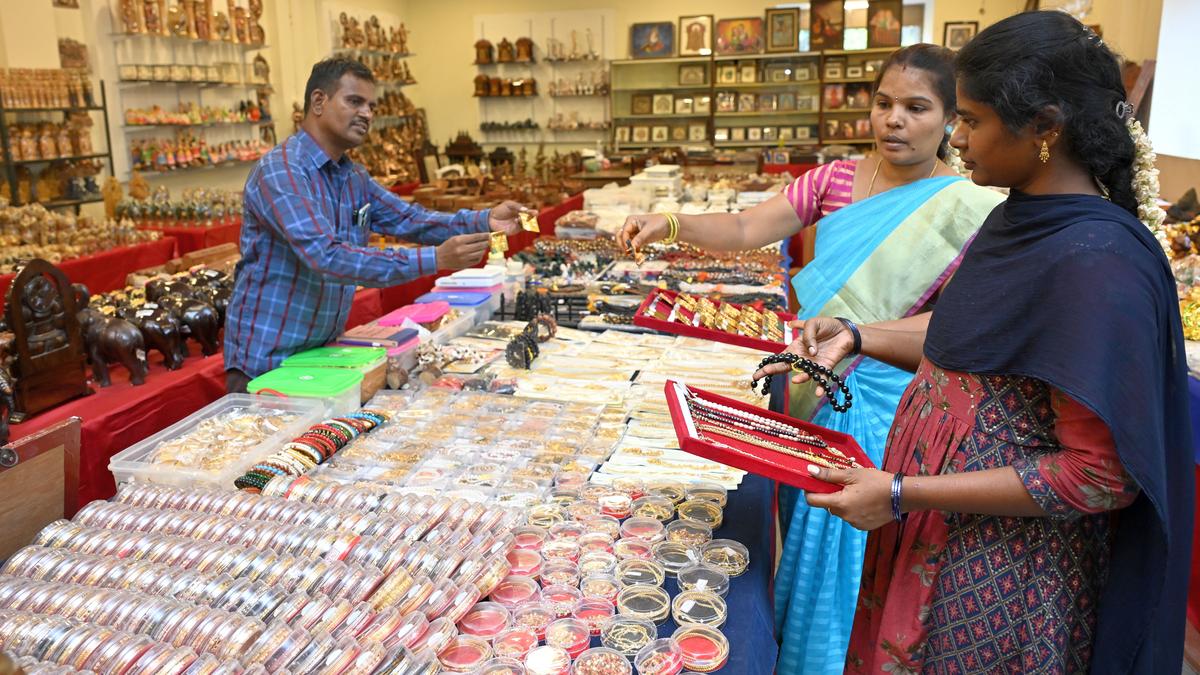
[890,472,905,522]
[835,317,862,355]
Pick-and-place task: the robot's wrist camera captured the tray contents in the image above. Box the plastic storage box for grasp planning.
[108,394,324,489]
[281,346,387,403]
[246,366,363,416]
[415,290,498,323]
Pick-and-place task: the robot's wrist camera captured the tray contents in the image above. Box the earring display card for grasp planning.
[633,288,795,352]
[664,380,872,492]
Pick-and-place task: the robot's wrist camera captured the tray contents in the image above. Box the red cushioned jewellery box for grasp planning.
[664,379,872,493]
[633,288,794,353]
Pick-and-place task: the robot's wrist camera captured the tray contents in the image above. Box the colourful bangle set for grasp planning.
[234,409,391,491]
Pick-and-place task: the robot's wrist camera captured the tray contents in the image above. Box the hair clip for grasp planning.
[1115,101,1134,120]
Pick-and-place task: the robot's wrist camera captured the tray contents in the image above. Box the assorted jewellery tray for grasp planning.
[664,380,871,493]
[633,288,795,352]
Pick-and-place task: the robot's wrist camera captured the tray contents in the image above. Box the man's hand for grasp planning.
[489,200,535,236]
[435,232,491,270]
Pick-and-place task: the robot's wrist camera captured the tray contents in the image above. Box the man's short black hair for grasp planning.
[303,57,375,114]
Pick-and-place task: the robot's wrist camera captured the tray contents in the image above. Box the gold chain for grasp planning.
[867,157,940,197]
[696,421,859,469]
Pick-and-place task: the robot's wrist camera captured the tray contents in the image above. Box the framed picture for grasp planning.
[675,97,694,114]
[739,62,757,83]
[688,123,707,141]
[848,83,872,109]
[765,7,800,53]
[679,64,707,86]
[855,118,873,138]
[731,127,746,141]
[652,93,675,115]
[632,94,653,115]
[943,21,978,50]
[762,126,778,141]
[748,127,763,141]
[630,21,675,59]
[716,92,737,112]
[810,0,845,51]
[695,95,712,114]
[738,92,757,112]
[824,58,845,80]
[715,17,764,55]
[633,126,650,142]
[779,126,795,141]
[716,63,738,84]
[765,64,791,82]
[846,65,864,79]
[864,59,884,74]
[778,92,796,111]
[671,125,688,141]
[823,84,846,110]
[867,0,903,49]
[840,120,856,139]
[797,125,812,140]
[824,119,841,139]
[615,127,631,142]
[714,128,730,142]
[651,125,669,142]
[678,15,714,56]
[758,93,778,111]
[794,64,814,82]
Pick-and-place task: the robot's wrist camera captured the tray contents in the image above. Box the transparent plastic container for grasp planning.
[108,395,324,489]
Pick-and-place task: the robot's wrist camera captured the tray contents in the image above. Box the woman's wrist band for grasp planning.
[835,317,862,355]
[891,472,905,522]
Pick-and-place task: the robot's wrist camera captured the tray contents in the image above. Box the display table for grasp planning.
[0,237,177,299]
[569,168,632,189]
[137,220,241,256]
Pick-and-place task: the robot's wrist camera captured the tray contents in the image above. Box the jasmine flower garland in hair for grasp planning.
[1127,117,1167,249]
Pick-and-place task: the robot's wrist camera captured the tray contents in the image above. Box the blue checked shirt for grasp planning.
[225,130,491,376]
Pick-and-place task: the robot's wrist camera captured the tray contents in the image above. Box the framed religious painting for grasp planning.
[688,123,708,141]
[615,127,631,143]
[630,21,675,59]
[694,95,711,114]
[632,94,653,115]
[675,97,694,114]
[679,64,707,86]
[716,63,738,84]
[765,8,800,53]
[779,126,795,141]
[867,0,903,49]
[943,21,978,50]
[715,17,764,56]
[678,15,714,56]
[671,125,688,142]
[633,126,650,143]
[810,0,845,51]
[651,125,670,142]
[652,93,675,115]
[713,128,730,142]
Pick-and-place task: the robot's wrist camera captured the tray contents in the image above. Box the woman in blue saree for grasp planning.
[621,45,1002,673]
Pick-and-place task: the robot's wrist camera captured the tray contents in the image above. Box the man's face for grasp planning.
[311,74,376,149]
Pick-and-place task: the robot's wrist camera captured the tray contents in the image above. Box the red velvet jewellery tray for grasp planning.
[664,379,872,493]
[633,288,795,353]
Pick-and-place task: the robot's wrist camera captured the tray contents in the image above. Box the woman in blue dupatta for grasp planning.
[621,45,1002,673]
[767,12,1191,673]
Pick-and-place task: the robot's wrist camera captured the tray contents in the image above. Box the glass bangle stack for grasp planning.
[4,342,756,673]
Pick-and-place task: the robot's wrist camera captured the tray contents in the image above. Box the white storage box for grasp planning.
[108,394,324,489]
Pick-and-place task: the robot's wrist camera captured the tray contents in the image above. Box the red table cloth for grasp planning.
[0,237,177,300]
[137,220,241,256]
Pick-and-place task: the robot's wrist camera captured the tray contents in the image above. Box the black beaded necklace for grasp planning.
[754,352,854,413]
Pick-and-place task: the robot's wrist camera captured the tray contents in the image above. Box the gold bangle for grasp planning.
[663,213,680,245]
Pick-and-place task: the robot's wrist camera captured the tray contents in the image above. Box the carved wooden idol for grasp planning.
[474,39,494,65]
[4,260,89,421]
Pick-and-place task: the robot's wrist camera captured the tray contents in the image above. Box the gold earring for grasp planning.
[1038,140,1050,164]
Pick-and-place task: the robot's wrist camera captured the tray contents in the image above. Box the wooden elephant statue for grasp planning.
[77,307,148,386]
[117,305,185,370]
[158,294,221,357]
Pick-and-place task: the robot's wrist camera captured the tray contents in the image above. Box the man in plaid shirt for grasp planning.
[224,58,528,391]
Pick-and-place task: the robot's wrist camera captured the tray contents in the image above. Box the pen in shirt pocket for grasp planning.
[356,203,371,230]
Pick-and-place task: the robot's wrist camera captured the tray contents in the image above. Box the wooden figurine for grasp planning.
[397,23,409,53]
[101,177,123,220]
[4,260,90,421]
[247,0,264,44]
[0,332,14,445]
[474,39,494,65]
[142,0,164,35]
[183,0,198,38]
[497,38,515,63]
[196,0,212,40]
[516,37,534,63]
[128,171,150,200]
[119,0,144,33]
[473,74,489,97]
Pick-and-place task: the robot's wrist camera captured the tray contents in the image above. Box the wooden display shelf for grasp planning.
[9,152,110,165]
[715,140,818,148]
[136,158,259,177]
[40,195,105,209]
[615,113,709,120]
[714,51,820,62]
[822,107,872,113]
[611,56,711,65]
[612,85,712,92]
[112,32,267,50]
[124,121,267,131]
[821,138,875,145]
[2,105,104,114]
[118,79,262,89]
[824,77,876,84]
[715,80,820,89]
[715,110,818,118]
[334,48,415,58]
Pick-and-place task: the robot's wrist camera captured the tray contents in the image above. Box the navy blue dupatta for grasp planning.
[924,190,1193,673]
